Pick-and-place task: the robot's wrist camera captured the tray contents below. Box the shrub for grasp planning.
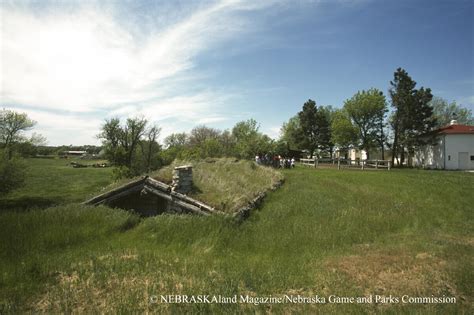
[0,151,27,195]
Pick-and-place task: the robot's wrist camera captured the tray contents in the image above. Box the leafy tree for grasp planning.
[389,68,436,166]
[158,120,272,161]
[122,117,148,170]
[0,109,36,159]
[298,100,318,157]
[375,105,389,160]
[343,88,387,160]
[232,119,261,159]
[430,97,474,127]
[164,133,188,148]
[98,116,149,176]
[188,126,221,147]
[318,105,335,156]
[274,139,290,156]
[297,99,333,157]
[218,130,236,156]
[141,124,161,172]
[98,118,122,164]
[162,128,237,161]
[200,138,224,158]
[16,133,48,157]
[330,109,358,156]
[280,115,304,150]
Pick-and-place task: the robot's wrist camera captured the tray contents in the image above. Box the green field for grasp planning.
[0,161,473,313]
[0,158,114,211]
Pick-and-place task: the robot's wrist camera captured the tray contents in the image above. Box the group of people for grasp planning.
[255,154,295,169]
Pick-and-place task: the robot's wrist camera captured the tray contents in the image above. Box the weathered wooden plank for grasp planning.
[86,184,144,205]
[84,175,218,216]
[169,190,217,213]
[142,186,173,201]
[83,177,147,205]
[172,199,211,216]
[146,177,216,213]
[145,177,172,191]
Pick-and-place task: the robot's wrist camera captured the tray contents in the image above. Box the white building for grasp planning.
[414,121,474,170]
[348,148,367,161]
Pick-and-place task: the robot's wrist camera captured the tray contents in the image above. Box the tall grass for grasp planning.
[0,166,472,313]
[0,204,139,313]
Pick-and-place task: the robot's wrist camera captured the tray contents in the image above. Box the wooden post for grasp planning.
[375,160,378,169]
[314,158,318,168]
[337,159,340,170]
[362,160,365,170]
[388,161,391,171]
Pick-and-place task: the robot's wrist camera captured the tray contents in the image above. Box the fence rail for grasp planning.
[299,158,391,170]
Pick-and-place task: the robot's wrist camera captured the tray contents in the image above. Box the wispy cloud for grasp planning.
[20,109,104,146]
[1,0,286,144]
[1,1,246,111]
[107,92,232,124]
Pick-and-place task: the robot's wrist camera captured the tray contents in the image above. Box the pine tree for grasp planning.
[389,68,436,166]
[298,99,332,157]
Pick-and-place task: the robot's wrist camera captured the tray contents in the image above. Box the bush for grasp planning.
[0,152,27,195]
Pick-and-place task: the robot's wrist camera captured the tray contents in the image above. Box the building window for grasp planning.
[471,155,474,161]
[448,155,451,161]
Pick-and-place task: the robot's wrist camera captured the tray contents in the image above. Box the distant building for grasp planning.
[414,121,474,170]
[348,148,367,161]
[63,150,87,156]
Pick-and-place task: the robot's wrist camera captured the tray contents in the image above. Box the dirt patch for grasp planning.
[325,251,457,298]
[435,234,474,247]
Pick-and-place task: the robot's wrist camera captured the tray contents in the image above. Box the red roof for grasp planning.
[436,124,474,135]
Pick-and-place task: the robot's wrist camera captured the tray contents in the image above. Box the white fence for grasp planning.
[300,158,391,170]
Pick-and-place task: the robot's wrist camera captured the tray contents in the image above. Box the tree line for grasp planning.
[2,67,474,190]
[280,68,474,165]
[99,117,275,177]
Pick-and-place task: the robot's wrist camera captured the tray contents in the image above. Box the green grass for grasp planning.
[0,158,114,211]
[0,166,473,313]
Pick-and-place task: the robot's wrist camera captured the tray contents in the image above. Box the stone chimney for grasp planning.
[172,165,193,194]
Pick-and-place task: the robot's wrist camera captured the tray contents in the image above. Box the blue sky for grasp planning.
[1,0,473,145]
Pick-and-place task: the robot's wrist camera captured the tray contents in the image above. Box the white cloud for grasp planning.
[105,91,232,124]
[5,108,104,146]
[0,0,284,144]
[264,126,282,140]
[0,1,275,113]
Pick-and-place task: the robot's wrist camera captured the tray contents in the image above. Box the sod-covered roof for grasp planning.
[150,158,284,214]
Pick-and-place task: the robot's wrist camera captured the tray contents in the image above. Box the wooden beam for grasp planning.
[172,199,211,216]
[146,177,217,213]
[142,186,173,201]
[83,177,147,205]
[169,191,217,213]
[145,177,172,191]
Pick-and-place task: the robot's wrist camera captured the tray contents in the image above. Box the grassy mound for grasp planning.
[151,158,284,213]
